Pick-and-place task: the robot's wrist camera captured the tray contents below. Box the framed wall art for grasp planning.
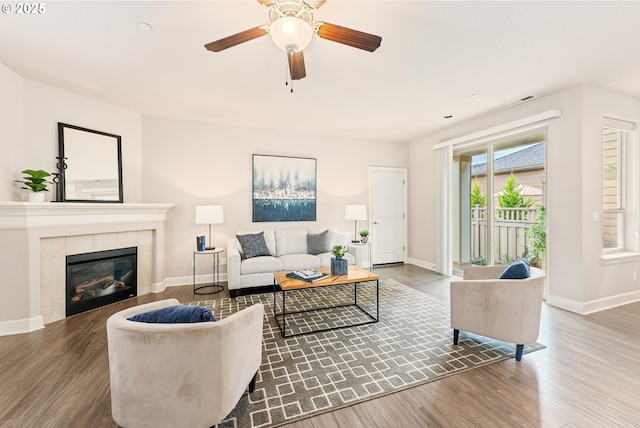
[252,154,317,222]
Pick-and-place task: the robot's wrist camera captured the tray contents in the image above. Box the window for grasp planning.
[602,118,635,253]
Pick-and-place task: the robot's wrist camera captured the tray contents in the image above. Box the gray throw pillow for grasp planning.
[237,232,271,258]
[307,229,330,255]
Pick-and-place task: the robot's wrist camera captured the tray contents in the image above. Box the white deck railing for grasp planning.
[471,207,538,264]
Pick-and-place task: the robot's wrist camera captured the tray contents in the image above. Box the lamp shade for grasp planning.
[345,205,367,221]
[269,16,313,52]
[195,205,224,224]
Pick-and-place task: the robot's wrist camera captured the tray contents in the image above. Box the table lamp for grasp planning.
[345,204,367,243]
[195,205,224,250]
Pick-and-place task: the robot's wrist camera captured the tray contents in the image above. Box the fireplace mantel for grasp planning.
[0,202,174,336]
[0,202,174,228]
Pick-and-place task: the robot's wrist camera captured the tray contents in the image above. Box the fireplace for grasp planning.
[66,247,137,317]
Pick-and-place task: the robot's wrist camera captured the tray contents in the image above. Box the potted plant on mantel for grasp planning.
[330,245,349,275]
[14,169,52,202]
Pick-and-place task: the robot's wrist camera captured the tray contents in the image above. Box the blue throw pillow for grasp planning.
[499,259,531,279]
[127,305,216,323]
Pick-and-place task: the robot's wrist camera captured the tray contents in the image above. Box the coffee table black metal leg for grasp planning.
[376,279,379,321]
[352,280,379,324]
[273,279,290,338]
[282,288,286,338]
[354,281,357,305]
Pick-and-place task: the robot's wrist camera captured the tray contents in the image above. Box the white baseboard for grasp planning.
[546,290,640,315]
[165,273,229,288]
[406,258,438,272]
[152,280,168,293]
[164,257,228,289]
[0,315,44,337]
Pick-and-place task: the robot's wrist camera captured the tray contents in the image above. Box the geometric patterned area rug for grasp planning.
[191,279,545,428]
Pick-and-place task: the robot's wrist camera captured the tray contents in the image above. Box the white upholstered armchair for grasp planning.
[450,265,545,361]
[106,298,264,428]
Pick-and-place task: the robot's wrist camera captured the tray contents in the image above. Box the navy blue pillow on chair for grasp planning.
[127,305,216,323]
[499,259,531,279]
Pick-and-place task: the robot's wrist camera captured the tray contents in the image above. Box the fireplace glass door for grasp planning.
[66,247,137,316]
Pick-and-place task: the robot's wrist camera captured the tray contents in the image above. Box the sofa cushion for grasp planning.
[275,230,308,256]
[237,232,272,259]
[307,229,330,255]
[280,253,321,271]
[127,305,216,323]
[240,256,283,275]
[499,259,531,279]
[328,230,350,248]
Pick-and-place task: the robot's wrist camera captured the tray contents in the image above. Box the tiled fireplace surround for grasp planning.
[0,202,174,336]
[41,230,152,323]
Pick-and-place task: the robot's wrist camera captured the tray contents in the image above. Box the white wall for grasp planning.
[141,116,409,282]
[0,66,143,202]
[0,63,25,199]
[409,85,640,314]
[1,64,408,297]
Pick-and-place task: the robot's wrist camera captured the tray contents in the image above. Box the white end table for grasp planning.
[193,247,224,295]
[349,242,372,269]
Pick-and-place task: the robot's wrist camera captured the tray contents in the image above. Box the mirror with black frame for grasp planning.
[57,123,123,203]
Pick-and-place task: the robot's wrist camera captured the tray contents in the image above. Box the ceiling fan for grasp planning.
[204,0,382,84]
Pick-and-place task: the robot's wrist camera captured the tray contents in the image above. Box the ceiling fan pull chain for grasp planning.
[285,55,290,88]
[289,62,294,93]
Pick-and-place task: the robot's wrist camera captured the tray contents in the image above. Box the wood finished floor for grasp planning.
[2,264,640,427]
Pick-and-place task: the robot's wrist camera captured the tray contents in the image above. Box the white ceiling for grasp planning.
[2,1,640,142]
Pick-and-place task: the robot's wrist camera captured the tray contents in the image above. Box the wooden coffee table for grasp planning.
[273,266,379,338]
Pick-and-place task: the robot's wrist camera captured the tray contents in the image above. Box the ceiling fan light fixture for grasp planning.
[270,16,313,52]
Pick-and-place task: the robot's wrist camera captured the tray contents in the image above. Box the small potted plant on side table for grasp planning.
[330,245,349,275]
[14,169,52,202]
[359,230,369,243]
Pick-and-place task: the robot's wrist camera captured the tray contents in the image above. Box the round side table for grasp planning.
[193,247,224,295]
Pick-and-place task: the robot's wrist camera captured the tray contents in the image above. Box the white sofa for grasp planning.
[227,229,360,297]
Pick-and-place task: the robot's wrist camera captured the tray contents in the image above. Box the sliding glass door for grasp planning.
[453,132,546,274]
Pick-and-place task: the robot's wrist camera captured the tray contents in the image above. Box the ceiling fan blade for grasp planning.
[287,50,307,80]
[304,0,327,8]
[316,22,382,52]
[204,27,268,52]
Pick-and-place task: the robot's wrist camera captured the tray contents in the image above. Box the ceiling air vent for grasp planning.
[507,95,536,106]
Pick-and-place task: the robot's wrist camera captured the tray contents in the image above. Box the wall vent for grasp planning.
[507,94,536,106]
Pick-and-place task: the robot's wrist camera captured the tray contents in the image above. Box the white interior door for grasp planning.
[370,167,407,265]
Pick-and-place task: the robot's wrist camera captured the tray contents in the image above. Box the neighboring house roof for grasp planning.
[472,143,544,175]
